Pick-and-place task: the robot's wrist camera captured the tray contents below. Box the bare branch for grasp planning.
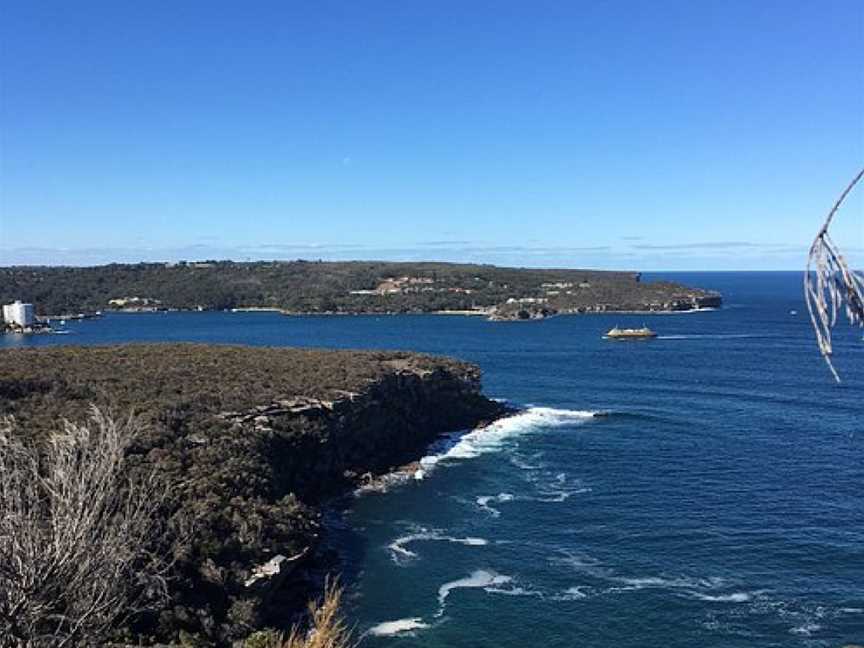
[0,406,178,648]
[804,168,864,382]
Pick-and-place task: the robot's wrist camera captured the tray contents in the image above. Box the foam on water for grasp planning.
[477,483,589,515]
[368,571,520,634]
[437,569,513,607]
[789,623,821,636]
[419,407,600,474]
[692,591,756,603]
[530,470,591,503]
[367,618,430,637]
[509,453,545,470]
[552,552,747,601]
[530,489,590,503]
[484,584,545,598]
[476,493,514,517]
[616,575,726,590]
[388,528,489,563]
[555,586,592,601]
[549,548,610,579]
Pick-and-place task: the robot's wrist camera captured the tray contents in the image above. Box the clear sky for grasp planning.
[1,0,862,269]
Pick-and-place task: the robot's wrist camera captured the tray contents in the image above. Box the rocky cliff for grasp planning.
[489,287,722,320]
[0,344,508,645]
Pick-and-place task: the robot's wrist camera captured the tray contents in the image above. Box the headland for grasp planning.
[0,261,721,321]
[0,343,509,645]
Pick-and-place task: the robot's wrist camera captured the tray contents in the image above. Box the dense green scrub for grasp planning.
[0,344,505,645]
[0,260,718,315]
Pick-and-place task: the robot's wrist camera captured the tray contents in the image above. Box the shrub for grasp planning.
[244,579,353,648]
[0,407,177,647]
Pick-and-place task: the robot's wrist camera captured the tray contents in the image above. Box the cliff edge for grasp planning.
[0,344,507,645]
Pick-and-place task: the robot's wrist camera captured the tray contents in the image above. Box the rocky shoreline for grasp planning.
[488,292,722,321]
[0,344,509,646]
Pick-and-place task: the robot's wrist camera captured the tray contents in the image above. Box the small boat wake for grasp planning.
[656,333,775,340]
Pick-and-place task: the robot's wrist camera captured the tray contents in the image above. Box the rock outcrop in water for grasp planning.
[0,344,508,645]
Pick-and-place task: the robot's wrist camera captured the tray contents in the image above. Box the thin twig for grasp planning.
[804,168,864,382]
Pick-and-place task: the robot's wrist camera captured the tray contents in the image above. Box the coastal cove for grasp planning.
[1,272,862,647]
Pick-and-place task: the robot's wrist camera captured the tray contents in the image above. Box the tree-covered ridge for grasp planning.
[0,260,720,316]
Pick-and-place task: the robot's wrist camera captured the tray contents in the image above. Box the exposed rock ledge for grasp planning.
[0,344,509,645]
[489,292,722,321]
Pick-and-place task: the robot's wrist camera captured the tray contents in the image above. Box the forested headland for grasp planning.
[0,260,721,317]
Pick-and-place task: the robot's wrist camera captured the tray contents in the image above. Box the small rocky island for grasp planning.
[0,344,508,645]
[0,261,721,318]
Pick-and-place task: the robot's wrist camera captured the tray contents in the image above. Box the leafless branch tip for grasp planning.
[804,168,864,382]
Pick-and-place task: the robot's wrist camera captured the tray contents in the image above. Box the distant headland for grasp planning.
[0,261,721,322]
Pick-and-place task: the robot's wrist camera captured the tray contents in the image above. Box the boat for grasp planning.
[604,325,658,339]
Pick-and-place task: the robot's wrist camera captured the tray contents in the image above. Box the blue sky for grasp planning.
[1,0,861,269]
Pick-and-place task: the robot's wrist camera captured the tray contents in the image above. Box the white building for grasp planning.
[2,301,35,328]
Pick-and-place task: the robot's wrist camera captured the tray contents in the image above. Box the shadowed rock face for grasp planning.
[0,344,508,645]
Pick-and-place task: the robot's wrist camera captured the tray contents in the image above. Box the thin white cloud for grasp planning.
[632,241,762,251]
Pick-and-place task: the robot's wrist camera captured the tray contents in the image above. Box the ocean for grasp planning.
[3,271,862,647]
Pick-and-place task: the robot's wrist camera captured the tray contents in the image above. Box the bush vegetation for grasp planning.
[0,407,179,648]
[0,343,497,645]
[0,260,715,315]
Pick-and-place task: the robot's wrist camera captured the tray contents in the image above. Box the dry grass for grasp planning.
[246,578,354,648]
[281,578,354,648]
[804,167,864,382]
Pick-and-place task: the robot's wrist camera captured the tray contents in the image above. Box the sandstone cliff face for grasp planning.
[223,364,498,501]
[0,345,506,645]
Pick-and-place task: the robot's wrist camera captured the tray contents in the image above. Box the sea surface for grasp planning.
[3,271,862,647]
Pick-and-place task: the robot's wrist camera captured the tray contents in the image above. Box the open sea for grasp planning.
[3,271,862,647]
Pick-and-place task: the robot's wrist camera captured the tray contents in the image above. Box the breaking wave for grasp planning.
[417,407,602,477]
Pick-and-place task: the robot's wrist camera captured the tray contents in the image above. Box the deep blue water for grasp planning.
[3,272,862,646]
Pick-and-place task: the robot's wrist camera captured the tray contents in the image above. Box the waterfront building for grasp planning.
[2,300,35,327]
